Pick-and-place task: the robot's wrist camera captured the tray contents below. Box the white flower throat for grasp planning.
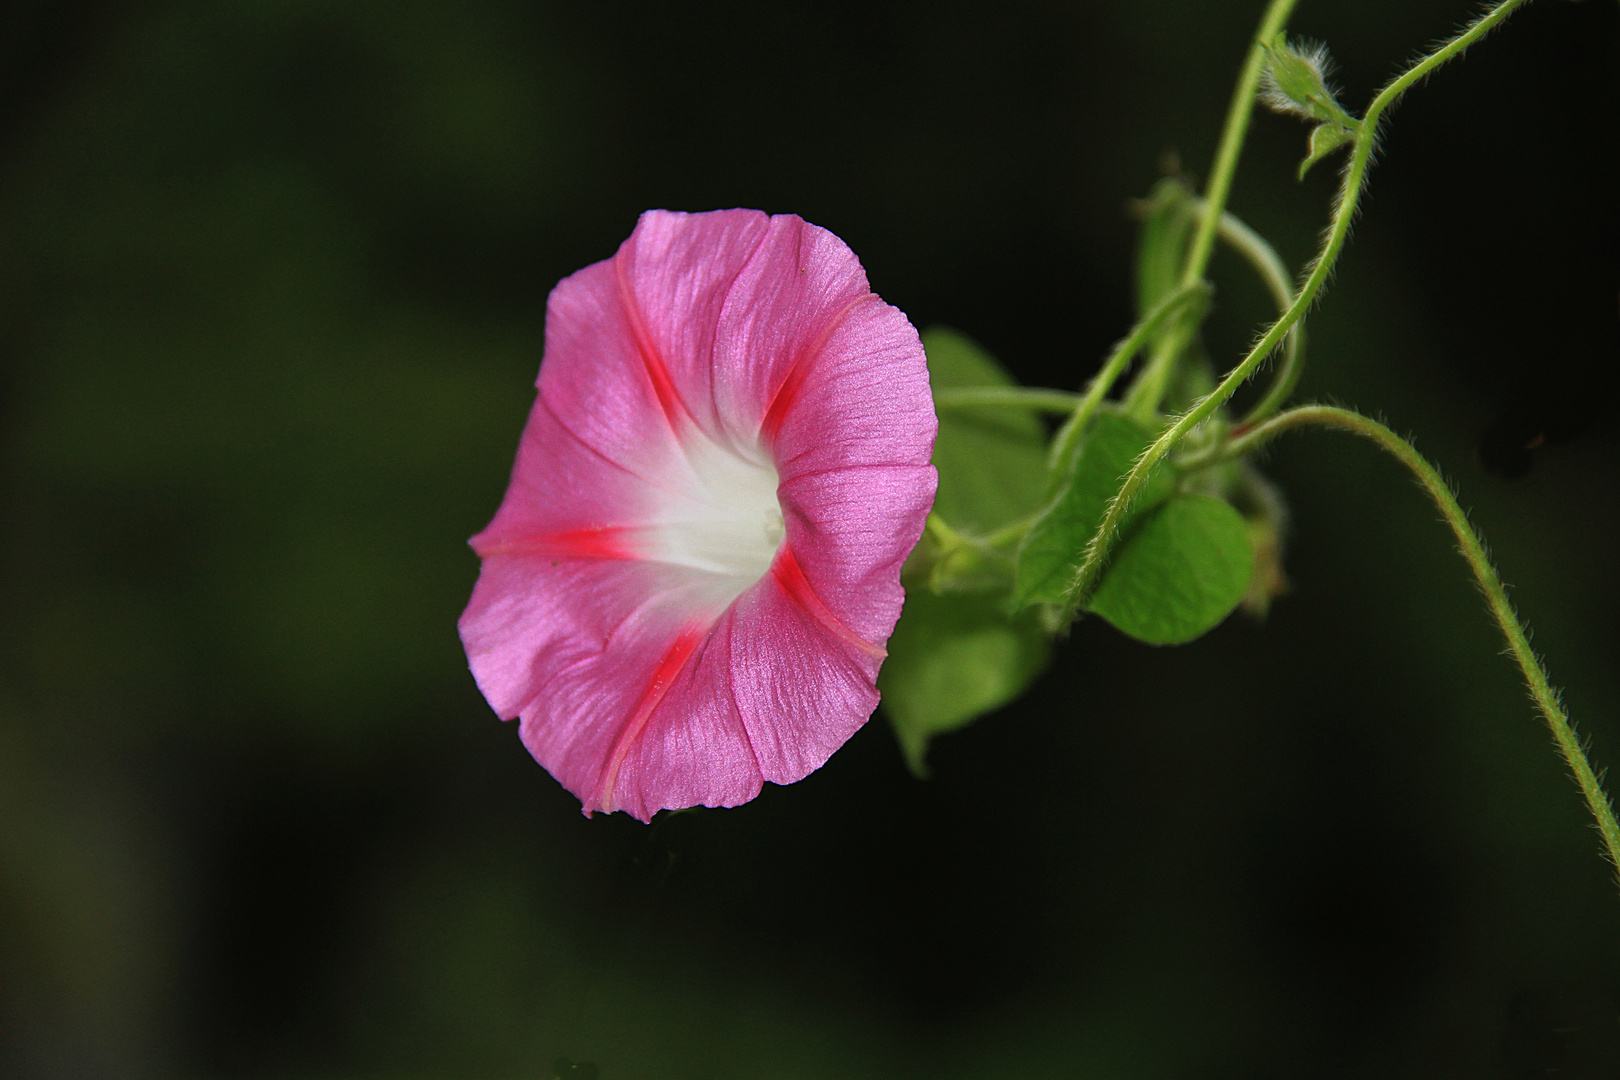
[642,432,784,586]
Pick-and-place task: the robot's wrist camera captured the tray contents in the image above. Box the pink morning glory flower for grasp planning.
[459,209,937,821]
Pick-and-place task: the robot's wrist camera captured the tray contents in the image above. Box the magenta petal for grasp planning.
[726,568,883,785]
[768,292,938,475]
[470,557,735,812]
[469,395,649,558]
[613,209,774,439]
[464,551,764,822]
[708,214,877,444]
[461,556,643,721]
[777,464,937,645]
[537,254,689,475]
[598,614,766,822]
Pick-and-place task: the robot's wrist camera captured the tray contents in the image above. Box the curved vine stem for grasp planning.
[1225,405,1620,885]
[1214,207,1306,424]
[1062,0,1536,622]
[1180,0,1300,290]
[1171,187,1307,425]
[1048,282,1209,473]
[1124,0,1300,417]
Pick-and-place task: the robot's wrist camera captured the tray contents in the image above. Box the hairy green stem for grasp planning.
[1048,282,1209,473]
[1226,405,1620,884]
[1119,313,1194,424]
[933,387,1081,413]
[1123,0,1297,428]
[1063,0,1535,621]
[1181,0,1301,287]
[1214,208,1306,424]
[1123,191,1304,423]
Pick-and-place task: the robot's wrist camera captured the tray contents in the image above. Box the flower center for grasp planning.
[642,433,783,586]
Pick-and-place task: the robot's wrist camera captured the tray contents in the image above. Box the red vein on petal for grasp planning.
[615,252,693,431]
[758,293,870,447]
[770,545,886,659]
[472,526,635,561]
[593,622,708,815]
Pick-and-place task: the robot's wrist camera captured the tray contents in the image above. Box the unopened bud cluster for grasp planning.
[1258,34,1361,179]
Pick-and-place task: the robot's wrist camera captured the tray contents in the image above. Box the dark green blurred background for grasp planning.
[2,1,1618,1076]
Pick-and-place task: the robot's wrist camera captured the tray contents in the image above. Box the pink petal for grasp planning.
[727,559,884,784]
[469,395,649,559]
[536,252,689,476]
[707,214,877,445]
[485,558,741,809]
[603,550,886,814]
[777,463,937,645]
[461,556,648,721]
[593,613,765,822]
[613,209,775,440]
[766,292,938,475]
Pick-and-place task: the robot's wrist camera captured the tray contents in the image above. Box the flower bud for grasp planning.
[1258,34,1361,178]
[1259,34,1345,122]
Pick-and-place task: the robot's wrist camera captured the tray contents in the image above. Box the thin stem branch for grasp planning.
[1180,0,1301,286]
[1062,0,1535,621]
[1122,193,1306,423]
[1123,0,1298,430]
[926,512,967,548]
[1048,282,1209,473]
[932,387,1081,413]
[1160,190,1307,424]
[1226,405,1620,885]
[1214,208,1306,423]
[1119,313,1193,424]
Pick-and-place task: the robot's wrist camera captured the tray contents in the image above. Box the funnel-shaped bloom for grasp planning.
[459,209,937,820]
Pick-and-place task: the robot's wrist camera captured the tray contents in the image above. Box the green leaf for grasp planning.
[923,327,1049,534]
[1013,411,1173,608]
[1298,122,1355,180]
[1134,179,1196,320]
[1088,494,1255,646]
[880,588,1050,777]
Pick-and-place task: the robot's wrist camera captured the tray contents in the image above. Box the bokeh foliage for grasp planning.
[2,0,1619,1077]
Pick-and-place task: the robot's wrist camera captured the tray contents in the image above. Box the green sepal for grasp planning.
[911,519,1007,595]
[1088,494,1255,645]
[1013,411,1174,609]
[880,588,1051,777]
[923,327,1049,537]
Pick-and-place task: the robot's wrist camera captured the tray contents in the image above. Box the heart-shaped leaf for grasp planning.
[1013,411,1174,608]
[1088,494,1255,645]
